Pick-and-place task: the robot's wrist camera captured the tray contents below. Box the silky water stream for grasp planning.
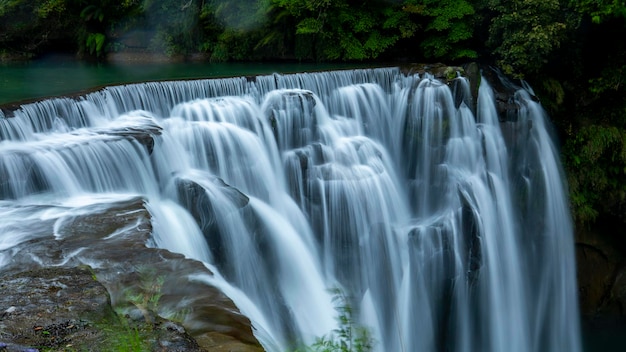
[0,67,581,351]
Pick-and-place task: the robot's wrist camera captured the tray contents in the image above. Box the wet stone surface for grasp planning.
[0,198,262,352]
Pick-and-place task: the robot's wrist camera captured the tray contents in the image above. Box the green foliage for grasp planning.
[144,0,203,56]
[564,124,626,223]
[589,62,626,95]
[122,266,165,324]
[295,288,374,352]
[0,0,78,57]
[80,4,105,22]
[534,78,566,116]
[0,0,22,17]
[487,0,571,77]
[542,2,626,227]
[117,264,192,326]
[85,32,106,56]
[208,28,260,61]
[36,0,66,18]
[69,0,145,58]
[403,0,477,60]
[273,0,416,61]
[102,321,148,352]
[199,0,277,61]
[570,0,626,23]
[211,0,270,31]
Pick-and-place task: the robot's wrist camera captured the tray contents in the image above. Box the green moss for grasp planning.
[100,319,151,352]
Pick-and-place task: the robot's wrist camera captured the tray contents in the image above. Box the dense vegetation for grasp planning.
[1,0,625,234]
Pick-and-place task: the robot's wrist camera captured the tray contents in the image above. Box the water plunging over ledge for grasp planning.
[0,67,581,351]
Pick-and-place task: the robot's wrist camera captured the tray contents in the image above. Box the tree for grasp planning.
[139,0,204,56]
[200,0,277,61]
[570,0,626,24]
[272,0,417,61]
[556,1,626,225]
[65,0,144,57]
[486,0,573,77]
[402,0,477,60]
[0,0,78,59]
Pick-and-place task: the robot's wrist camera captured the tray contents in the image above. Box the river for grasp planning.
[0,55,376,105]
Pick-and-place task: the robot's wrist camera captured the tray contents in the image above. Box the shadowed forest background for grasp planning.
[2,0,626,326]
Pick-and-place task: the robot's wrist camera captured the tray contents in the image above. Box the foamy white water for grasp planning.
[0,67,581,351]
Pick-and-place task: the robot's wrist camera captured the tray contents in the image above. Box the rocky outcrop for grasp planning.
[91,114,163,154]
[263,89,319,150]
[174,175,250,268]
[576,224,626,320]
[0,197,263,352]
[400,63,466,83]
[0,266,205,352]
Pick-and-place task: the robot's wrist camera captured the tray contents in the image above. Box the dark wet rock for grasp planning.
[283,145,321,207]
[576,225,626,320]
[399,62,539,124]
[400,63,465,84]
[576,226,626,350]
[0,105,20,118]
[263,89,319,150]
[89,112,163,154]
[478,65,542,123]
[0,197,262,352]
[463,62,481,106]
[173,176,254,275]
[398,62,530,124]
[458,188,483,285]
[479,67,521,122]
[174,175,248,222]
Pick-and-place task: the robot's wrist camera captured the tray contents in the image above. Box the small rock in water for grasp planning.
[4,306,16,314]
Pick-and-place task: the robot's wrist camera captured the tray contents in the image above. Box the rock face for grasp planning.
[0,197,263,352]
[576,224,626,320]
[575,223,626,349]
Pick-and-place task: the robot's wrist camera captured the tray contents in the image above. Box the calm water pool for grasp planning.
[0,55,376,105]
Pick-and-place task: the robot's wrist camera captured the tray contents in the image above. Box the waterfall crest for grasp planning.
[0,67,581,351]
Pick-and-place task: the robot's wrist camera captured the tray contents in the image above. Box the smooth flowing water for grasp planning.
[0,67,581,351]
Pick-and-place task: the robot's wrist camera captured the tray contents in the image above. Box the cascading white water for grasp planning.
[0,67,581,351]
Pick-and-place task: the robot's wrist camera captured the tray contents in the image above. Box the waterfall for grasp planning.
[0,67,581,351]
